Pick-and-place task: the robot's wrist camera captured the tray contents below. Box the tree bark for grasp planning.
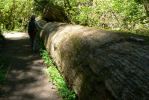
[142,0,149,17]
[40,22,149,100]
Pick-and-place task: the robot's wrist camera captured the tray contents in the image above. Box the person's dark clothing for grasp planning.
[28,16,43,53]
[28,20,37,34]
[28,19,37,51]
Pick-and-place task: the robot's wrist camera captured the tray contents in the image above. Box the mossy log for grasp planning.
[42,5,69,22]
[40,22,149,100]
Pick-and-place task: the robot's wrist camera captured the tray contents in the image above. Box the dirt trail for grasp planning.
[0,32,62,100]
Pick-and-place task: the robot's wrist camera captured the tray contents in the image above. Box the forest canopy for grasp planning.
[0,0,148,35]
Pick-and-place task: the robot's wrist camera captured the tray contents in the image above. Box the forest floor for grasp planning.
[0,32,62,100]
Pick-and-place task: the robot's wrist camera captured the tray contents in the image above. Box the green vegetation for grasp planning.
[0,58,10,84]
[0,65,7,83]
[40,50,76,100]
[0,0,148,35]
[34,0,149,35]
[0,0,33,31]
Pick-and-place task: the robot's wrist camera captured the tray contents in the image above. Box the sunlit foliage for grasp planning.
[0,0,148,33]
[0,0,33,31]
[34,0,149,33]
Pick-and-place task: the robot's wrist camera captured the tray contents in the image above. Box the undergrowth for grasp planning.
[40,49,76,100]
[0,58,10,84]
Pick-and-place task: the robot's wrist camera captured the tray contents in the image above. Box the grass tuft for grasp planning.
[40,50,76,100]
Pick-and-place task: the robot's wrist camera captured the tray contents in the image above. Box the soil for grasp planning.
[0,32,62,100]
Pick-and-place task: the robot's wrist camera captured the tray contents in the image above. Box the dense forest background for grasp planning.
[0,0,148,35]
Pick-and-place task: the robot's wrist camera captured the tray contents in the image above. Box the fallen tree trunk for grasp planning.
[42,5,69,22]
[142,0,149,17]
[40,22,149,100]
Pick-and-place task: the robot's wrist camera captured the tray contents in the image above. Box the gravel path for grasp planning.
[0,32,62,100]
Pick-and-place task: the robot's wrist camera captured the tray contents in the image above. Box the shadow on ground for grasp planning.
[0,33,61,100]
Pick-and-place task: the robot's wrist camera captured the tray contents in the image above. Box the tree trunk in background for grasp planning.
[142,0,149,17]
[42,5,69,22]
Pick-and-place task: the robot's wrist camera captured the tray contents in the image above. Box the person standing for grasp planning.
[28,15,43,53]
[28,15,37,52]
